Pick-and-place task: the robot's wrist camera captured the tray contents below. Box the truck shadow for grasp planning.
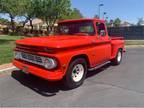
[11,63,111,97]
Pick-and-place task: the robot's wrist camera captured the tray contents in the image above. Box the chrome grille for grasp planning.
[20,52,43,65]
[14,51,57,69]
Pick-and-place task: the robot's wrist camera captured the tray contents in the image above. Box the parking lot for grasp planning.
[0,48,144,107]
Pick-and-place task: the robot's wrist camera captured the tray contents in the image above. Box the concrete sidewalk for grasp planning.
[0,63,16,72]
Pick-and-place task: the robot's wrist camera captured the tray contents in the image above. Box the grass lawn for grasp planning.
[0,35,24,65]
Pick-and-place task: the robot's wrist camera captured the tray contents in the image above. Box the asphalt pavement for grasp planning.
[0,48,144,107]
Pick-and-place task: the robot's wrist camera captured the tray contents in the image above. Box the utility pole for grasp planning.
[98,4,104,19]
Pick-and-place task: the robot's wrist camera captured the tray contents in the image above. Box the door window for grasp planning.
[96,22,106,36]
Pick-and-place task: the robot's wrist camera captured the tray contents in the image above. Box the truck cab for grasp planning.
[13,19,125,89]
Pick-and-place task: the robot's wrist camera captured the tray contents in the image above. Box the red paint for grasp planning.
[13,18,125,81]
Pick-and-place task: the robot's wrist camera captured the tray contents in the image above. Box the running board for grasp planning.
[88,61,110,71]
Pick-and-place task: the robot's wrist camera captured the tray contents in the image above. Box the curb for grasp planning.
[0,63,16,73]
[0,66,16,72]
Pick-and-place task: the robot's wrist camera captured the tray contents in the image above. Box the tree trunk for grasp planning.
[29,19,33,33]
[22,17,29,28]
[46,26,50,35]
[45,19,57,35]
[10,14,15,33]
[22,21,27,28]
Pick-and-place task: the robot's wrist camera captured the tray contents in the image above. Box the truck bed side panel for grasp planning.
[111,37,125,59]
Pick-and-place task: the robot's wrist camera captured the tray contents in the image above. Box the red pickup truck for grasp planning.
[13,18,125,89]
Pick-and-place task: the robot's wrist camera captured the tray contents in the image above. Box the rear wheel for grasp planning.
[63,58,87,89]
[111,49,122,65]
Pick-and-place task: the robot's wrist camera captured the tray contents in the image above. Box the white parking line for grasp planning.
[0,66,16,72]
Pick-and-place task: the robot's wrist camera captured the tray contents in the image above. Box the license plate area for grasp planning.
[22,66,29,74]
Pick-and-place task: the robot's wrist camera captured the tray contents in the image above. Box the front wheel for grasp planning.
[111,49,123,65]
[63,58,87,89]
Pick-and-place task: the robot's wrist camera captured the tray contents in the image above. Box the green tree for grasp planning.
[113,18,121,27]
[0,0,3,12]
[0,0,22,33]
[0,18,10,25]
[19,0,38,32]
[137,18,144,26]
[69,8,83,19]
[36,0,71,33]
[62,8,83,19]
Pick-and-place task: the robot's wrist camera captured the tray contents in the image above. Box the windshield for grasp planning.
[57,21,95,36]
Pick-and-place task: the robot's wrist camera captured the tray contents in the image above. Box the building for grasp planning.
[25,18,46,30]
[120,21,132,27]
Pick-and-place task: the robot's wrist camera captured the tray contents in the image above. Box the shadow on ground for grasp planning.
[11,63,112,97]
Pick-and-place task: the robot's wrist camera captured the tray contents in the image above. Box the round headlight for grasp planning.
[43,58,57,69]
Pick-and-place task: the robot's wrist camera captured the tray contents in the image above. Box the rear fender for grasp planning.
[111,45,124,59]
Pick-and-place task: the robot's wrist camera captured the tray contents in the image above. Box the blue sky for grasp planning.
[71,0,143,24]
[0,0,143,24]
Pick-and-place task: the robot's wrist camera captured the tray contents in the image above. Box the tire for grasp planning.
[63,58,87,89]
[111,49,122,65]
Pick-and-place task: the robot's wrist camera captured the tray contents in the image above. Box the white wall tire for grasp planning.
[117,51,122,63]
[63,58,87,89]
[111,49,122,65]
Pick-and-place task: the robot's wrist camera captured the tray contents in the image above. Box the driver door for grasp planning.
[94,22,111,65]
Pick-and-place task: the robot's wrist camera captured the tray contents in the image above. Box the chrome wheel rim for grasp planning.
[72,64,84,82]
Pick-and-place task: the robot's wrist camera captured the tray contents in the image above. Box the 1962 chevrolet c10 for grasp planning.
[13,18,125,89]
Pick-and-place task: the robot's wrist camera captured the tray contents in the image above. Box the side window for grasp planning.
[96,22,106,36]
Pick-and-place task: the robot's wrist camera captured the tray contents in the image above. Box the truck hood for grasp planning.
[16,35,93,49]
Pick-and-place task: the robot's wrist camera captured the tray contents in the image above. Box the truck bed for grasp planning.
[111,37,124,40]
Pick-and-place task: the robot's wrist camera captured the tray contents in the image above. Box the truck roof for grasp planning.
[58,18,105,23]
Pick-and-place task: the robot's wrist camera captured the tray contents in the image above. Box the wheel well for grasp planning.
[116,48,123,56]
[70,54,90,68]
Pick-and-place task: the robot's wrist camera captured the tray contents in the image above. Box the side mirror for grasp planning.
[100,30,106,36]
